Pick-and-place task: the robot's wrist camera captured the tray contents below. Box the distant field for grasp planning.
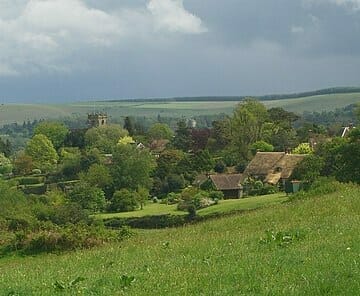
[1,92,360,126]
[263,92,360,113]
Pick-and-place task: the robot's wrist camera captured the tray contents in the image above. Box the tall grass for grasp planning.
[0,184,359,295]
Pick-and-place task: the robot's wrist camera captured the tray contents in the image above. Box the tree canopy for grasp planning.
[34,121,69,150]
[111,144,156,191]
[231,99,268,160]
[147,123,174,141]
[85,124,128,153]
[25,134,58,172]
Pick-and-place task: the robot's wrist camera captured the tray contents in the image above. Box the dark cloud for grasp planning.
[1,0,360,102]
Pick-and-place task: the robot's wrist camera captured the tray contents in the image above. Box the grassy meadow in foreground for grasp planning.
[0,186,359,295]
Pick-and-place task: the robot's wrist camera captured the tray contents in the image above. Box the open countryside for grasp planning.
[1,1,360,295]
[1,90,360,125]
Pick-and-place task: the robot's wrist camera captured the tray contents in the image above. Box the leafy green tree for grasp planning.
[79,164,112,190]
[250,141,274,155]
[231,99,268,160]
[0,137,12,157]
[123,116,136,136]
[64,129,86,149]
[136,187,149,210]
[208,119,231,151]
[173,120,193,152]
[336,129,360,183]
[293,143,313,154]
[25,134,58,172]
[0,153,12,175]
[85,124,128,153]
[34,121,69,150]
[291,155,324,183]
[166,174,185,193]
[111,144,156,191]
[147,123,174,141]
[155,149,185,179]
[214,160,226,173]
[109,189,139,212]
[0,180,33,223]
[59,148,82,179]
[317,137,347,176]
[191,149,214,173]
[268,107,299,127]
[80,148,102,171]
[13,152,34,175]
[68,182,106,212]
[118,136,135,145]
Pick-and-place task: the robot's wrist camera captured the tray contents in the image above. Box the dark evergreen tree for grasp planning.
[123,116,135,136]
[173,120,193,152]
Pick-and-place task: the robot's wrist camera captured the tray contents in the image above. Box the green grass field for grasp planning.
[1,92,360,126]
[0,187,359,295]
[96,193,287,220]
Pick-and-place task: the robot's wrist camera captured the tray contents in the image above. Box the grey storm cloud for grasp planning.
[0,0,360,102]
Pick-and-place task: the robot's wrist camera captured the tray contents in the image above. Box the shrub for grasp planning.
[16,176,44,185]
[289,177,348,201]
[261,184,278,195]
[22,183,47,195]
[165,192,180,205]
[200,179,216,191]
[209,191,224,200]
[50,203,91,225]
[109,189,139,213]
[22,224,119,254]
[214,160,226,173]
[68,182,106,212]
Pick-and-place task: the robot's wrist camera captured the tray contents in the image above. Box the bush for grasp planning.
[164,192,180,205]
[16,176,44,185]
[22,183,47,195]
[50,203,91,225]
[109,189,139,213]
[209,191,224,200]
[177,188,215,211]
[290,177,348,201]
[68,182,106,212]
[261,184,278,195]
[214,160,226,173]
[22,224,120,254]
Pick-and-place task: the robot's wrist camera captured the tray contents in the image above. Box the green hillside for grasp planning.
[1,91,360,126]
[0,184,358,295]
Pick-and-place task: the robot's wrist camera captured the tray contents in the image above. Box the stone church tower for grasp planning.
[88,113,108,128]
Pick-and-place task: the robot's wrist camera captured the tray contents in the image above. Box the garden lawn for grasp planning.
[96,193,287,220]
[0,186,359,295]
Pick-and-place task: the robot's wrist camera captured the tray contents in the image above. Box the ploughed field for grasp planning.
[0,187,359,295]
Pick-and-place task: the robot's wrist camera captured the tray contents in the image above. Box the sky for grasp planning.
[1,0,360,102]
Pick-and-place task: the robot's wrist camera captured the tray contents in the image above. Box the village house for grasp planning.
[209,174,243,199]
[243,152,305,186]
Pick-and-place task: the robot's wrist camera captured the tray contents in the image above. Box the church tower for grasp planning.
[88,113,108,128]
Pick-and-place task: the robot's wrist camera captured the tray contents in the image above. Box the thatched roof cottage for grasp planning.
[243,152,305,185]
[209,174,243,199]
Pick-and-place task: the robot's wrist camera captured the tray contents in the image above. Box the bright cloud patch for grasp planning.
[331,0,360,9]
[0,0,206,76]
[147,0,207,33]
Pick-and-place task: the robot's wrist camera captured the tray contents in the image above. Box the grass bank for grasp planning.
[0,186,359,295]
[96,193,287,220]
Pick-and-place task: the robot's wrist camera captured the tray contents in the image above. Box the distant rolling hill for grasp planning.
[0,87,359,126]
